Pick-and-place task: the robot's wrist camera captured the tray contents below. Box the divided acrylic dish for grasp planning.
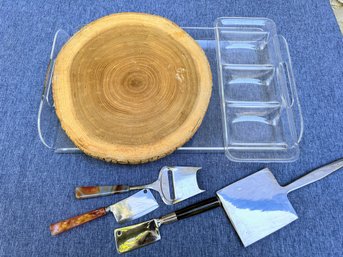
[215,17,303,162]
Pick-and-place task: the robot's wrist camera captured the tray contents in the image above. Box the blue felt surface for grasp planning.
[0,1,343,256]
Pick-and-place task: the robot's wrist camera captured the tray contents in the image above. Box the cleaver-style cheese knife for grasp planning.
[50,189,158,236]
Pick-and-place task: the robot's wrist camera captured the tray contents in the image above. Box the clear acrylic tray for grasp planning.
[37,18,303,162]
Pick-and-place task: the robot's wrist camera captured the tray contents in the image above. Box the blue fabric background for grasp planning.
[0,1,342,256]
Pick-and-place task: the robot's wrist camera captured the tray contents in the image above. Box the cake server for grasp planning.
[114,158,343,253]
[75,166,204,205]
[50,189,158,236]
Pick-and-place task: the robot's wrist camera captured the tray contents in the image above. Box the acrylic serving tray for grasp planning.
[38,17,303,162]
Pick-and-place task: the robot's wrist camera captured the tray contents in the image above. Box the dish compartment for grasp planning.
[222,64,281,102]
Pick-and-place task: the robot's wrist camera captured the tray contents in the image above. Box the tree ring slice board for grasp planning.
[53,13,212,164]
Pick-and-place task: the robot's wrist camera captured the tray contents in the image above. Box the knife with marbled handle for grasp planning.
[75,166,204,205]
[50,208,107,236]
[75,185,130,199]
[50,190,158,236]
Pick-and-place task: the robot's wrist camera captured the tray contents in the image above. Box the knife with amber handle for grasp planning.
[50,190,158,235]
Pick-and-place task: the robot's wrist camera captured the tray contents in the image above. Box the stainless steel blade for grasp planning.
[109,189,159,224]
[114,219,161,254]
[159,166,204,205]
[216,168,298,247]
